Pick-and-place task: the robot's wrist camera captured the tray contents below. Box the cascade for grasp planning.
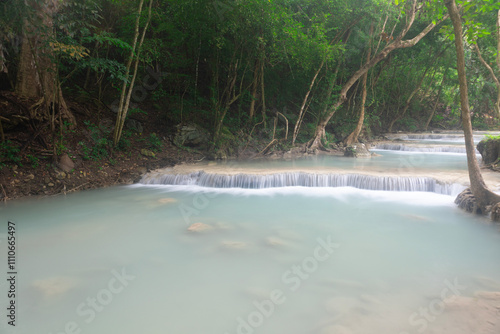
[140,171,466,195]
[373,143,469,153]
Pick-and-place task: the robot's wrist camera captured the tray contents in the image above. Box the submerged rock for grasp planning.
[157,198,177,204]
[187,222,214,232]
[32,276,77,297]
[220,241,247,250]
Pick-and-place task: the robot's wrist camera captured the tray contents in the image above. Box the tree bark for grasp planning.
[113,0,153,146]
[307,0,447,149]
[292,60,324,144]
[424,70,448,131]
[344,22,374,146]
[16,0,76,125]
[248,59,260,119]
[444,0,500,213]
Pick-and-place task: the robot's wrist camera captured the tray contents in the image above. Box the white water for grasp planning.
[1,131,500,334]
[373,143,470,154]
[140,171,466,196]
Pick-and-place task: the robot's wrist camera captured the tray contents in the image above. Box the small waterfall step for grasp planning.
[373,143,471,154]
[140,170,466,196]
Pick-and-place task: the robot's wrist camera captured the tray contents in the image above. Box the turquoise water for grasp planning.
[209,150,469,171]
[1,185,500,334]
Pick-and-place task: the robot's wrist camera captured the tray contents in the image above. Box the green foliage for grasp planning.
[26,154,40,168]
[148,133,162,152]
[0,141,21,169]
[485,134,500,140]
[79,121,112,160]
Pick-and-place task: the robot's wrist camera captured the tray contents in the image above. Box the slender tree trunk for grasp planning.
[388,64,431,132]
[473,43,500,116]
[113,0,153,146]
[344,22,374,146]
[248,59,260,119]
[292,60,324,144]
[308,0,447,149]
[424,70,448,131]
[0,42,7,74]
[444,0,500,213]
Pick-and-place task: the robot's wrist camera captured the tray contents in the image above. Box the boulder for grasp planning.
[58,154,75,172]
[125,119,143,133]
[174,124,210,148]
[344,143,371,158]
[477,138,500,165]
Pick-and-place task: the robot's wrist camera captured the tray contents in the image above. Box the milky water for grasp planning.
[206,150,469,171]
[1,132,500,334]
[1,185,500,334]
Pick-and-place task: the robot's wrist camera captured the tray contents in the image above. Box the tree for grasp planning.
[113,0,153,147]
[444,0,500,214]
[344,22,374,146]
[16,0,77,126]
[307,0,447,150]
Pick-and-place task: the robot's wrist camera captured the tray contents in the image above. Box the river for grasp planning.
[1,131,500,334]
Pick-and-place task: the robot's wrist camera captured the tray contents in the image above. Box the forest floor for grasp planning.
[0,91,205,202]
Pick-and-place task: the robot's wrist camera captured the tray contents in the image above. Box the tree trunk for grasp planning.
[16,0,76,126]
[292,60,324,145]
[473,43,500,116]
[424,70,448,131]
[444,0,500,213]
[248,59,260,119]
[344,22,374,146]
[0,42,7,74]
[113,0,153,146]
[307,0,447,149]
[388,64,431,132]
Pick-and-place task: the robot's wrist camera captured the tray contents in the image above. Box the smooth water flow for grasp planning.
[1,186,500,334]
[1,131,500,334]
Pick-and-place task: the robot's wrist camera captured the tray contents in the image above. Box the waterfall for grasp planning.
[373,143,469,154]
[140,171,466,196]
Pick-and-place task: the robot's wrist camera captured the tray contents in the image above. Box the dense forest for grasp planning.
[0,0,499,170]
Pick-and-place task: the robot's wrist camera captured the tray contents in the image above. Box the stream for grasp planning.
[1,131,500,334]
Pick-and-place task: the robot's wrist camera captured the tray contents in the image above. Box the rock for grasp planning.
[58,154,75,172]
[158,198,177,204]
[174,123,210,148]
[477,138,500,165]
[56,171,66,180]
[187,223,214,232]
[220,241,247,249]
[265,237,288,247]
[125,119,143,133]
[137,167,147,174]
[140,149,156,158]
[344,143,371,158]
[33,276,77,297]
